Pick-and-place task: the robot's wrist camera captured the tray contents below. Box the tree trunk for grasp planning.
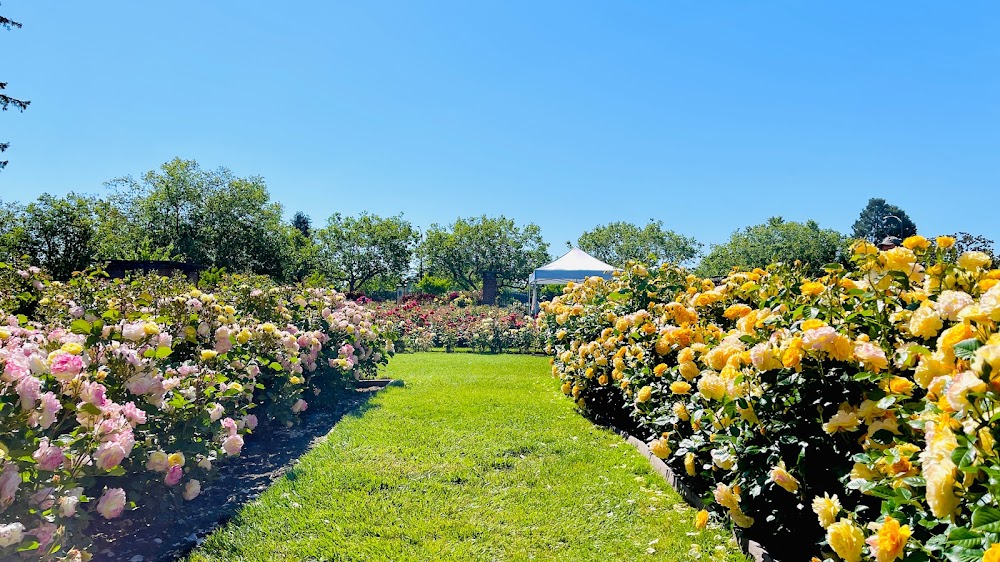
[481,271,498,305]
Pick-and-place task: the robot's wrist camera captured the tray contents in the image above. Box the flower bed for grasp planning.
[0,263,391,560]
[367,300,542,354]
[540,236,1000,561]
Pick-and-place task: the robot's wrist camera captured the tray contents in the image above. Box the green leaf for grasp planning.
[154,346,173,359]
[946,527,983,549]
[945,546,986,562]
[952,446,976,469]
[17,540,40,552]
[70,319,92,335]
[79,403,102,416]
[972,506,1000,533]
[954,338,984,361]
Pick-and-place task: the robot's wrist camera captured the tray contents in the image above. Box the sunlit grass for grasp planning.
[189,353,747,562]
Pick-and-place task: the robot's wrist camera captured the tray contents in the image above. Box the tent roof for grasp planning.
[529,248,617,284]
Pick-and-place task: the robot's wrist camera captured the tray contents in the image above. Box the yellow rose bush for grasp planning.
[540,240,1000,561]
[0,263,392,559]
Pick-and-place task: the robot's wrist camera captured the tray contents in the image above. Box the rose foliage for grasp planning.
[0,263,391,559]
[541,235,1000,561]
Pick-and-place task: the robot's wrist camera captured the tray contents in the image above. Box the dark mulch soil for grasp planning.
[86,385,387,562]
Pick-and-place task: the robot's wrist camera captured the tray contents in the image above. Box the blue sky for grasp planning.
[1,1,998,254]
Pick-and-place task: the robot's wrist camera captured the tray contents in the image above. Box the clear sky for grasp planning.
[1,1,998,254]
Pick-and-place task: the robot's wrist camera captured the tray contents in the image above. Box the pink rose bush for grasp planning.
[0,265,392,558]
[542,237,1000,561]
[368,299,541,354]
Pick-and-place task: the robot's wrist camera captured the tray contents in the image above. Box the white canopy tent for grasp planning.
[528,248,617,314]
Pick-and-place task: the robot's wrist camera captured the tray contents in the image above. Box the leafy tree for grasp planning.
[315,212,419,293]
[291,211,312,238]
[949,231,996,262]
[696,217,847,278]
[577,220,701,267]
[1,8,30,171]
[20,193,98,279]
[415,274,451,295]
[0,198,26,261]
[420,215,549,305]
[103,158,294,279]
[851,198,917,244]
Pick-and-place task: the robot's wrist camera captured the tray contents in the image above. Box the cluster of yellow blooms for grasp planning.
[540,235,1000,561]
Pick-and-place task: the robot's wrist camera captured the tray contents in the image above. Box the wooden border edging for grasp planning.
[612,427,779,562]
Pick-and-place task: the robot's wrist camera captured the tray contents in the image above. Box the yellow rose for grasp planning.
[769,465,799,493]
[852,240,879,256]
[168,452,186,467]
[636,386,653,403]
[201,349,219,361]
[882,247,917,272]
[823,407,861,434]
[560,381,572,395]
[678,361,700,381]
[597,374,608,385]
[673,402,689,421]
[902,235,929,250]
[61,342,84,355]
[697,372,727,401]
[685,452,696,476]
[801,318,827,331]
[870,516,911,562]
[723,303,752,320]
[936,235,956,249]
[649,438,671,459]
[827,519,864,562]
[811,493,841,528]
[652,364,668,377]
[908,304,943,339]
[957,251,992,270]
[694,509,709,530]
[670,381,691,395]
[984,543,1000,562]
[800,281,825,297]
[143,322,160,336]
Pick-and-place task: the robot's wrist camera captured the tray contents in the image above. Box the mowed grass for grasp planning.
[189,353,746,562]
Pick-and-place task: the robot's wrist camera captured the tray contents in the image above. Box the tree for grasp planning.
[950,232,996,262]
[0,197,26,261]
[577,220,701,267]
[851,198,917,244]
[315,212,419,293]
[1,9,30,171]
[696,217,847,278]
[291,211,312,238]
[420,215,550,305]
[20,193,98,279]
[103,158,294,279]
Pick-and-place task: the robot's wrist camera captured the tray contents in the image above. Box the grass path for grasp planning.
[189,353,746,561]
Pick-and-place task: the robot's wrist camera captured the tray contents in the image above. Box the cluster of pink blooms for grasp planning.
[0,277,392,559]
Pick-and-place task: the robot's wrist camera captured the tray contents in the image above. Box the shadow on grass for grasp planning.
[87,389,387,562]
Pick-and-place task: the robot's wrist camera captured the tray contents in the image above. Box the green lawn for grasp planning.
[189,353,746,562]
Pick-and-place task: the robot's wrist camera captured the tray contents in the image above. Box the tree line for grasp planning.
[2,158,995,302]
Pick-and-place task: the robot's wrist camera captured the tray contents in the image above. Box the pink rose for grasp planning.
[32,439,66,471]
[164,464,183,487]
[182,479,201,501]
[208,403,224,422]
[95,488,126,519]
[243,414,258,431]
[58,488,83,517]
[222,434,244,457]
[50,353,83,380]
[220,417,237,437]
[292,399,308,414]
[121,402,147,426]
[80,382,107,407]
[38,392,62,429]
[0,463,20,509]
[95,441,127,471]
[15,375,41,411]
